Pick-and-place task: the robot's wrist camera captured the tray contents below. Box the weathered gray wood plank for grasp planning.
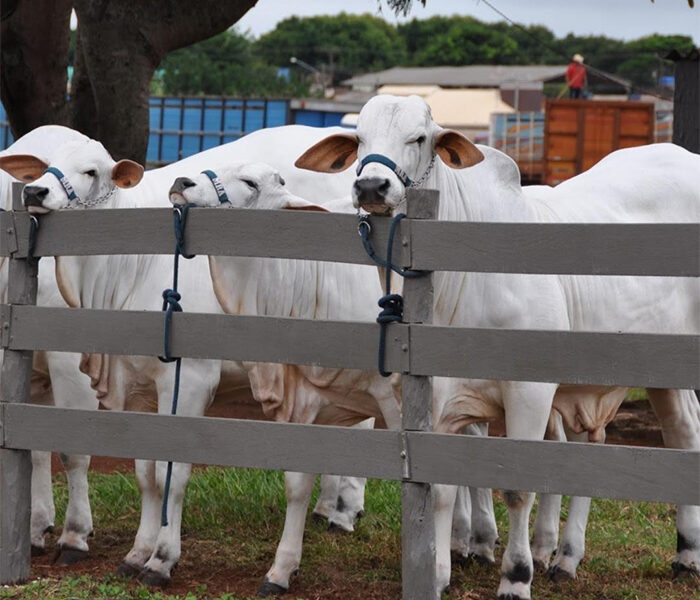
[0,183,35,583]
[4,210,697,277]
[401,190,437,600]
[407,430,700,505]
[4,405,401,481]
[3,405,698,504]
[411,325,700,389]
[411,221,700,276]
[5,305,408,373]
[6,306,698,389]
[9,208,408,266]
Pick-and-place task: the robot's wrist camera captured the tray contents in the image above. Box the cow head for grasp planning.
[168,161,328,212]
[295,95,484,214]
[0,139,143,213]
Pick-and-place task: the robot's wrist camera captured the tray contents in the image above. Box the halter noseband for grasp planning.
[201,169,230,204]
[42,167,116,207]
[356,154,413,188]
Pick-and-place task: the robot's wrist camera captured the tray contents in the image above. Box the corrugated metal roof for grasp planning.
[344,65,569,88]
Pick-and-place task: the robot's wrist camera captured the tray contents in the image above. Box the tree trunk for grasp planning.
[73,0,258,164]
[668,48,699,154]
[70,28,99,141]
[0,0,72,138]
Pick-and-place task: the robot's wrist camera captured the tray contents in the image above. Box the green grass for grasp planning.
[2,467,697,599]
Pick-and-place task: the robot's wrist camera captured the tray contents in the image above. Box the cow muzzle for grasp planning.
[23,185,51,214]
[353,177,392,215]
[169,177,196,205]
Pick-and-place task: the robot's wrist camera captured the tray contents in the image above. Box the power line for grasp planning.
[477,0,673,101]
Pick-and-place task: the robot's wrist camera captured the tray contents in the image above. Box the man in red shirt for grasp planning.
[566,54,587,99]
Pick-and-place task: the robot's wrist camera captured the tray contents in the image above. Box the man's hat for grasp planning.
[573,54,584,63]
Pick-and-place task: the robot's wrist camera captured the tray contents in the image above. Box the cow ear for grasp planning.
[0,154,49,182]
[434,130,484,169]
[111,159,144,188]
[295,133,358,173]
[281,197,330,212]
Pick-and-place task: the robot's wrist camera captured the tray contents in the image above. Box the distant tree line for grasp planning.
[155,13,694,96]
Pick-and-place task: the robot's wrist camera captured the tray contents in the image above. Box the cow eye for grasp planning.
[410,135,426,145]
[84,169,97,177]
[242,179,258,190]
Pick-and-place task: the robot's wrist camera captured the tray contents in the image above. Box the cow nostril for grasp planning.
[378,179,390,195]
[23,186,49,205]
[171,177,196,193]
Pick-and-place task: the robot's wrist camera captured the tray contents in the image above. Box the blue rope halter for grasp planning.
[356,154,413,188]
[201,169,230,204]
[357,213,424,377]
[43,167,78,201]
[158,203,196,527]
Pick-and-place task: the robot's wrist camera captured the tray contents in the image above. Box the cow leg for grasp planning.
[434,483,459,594]
[531,414,566,571]
[30,450,55,555]
[260,471,317,595]
[119,459,161,577]
[327,474,367,533]
[53,453,93,565]
[138,362,218,586]
[325,419,374,532]
[312,474,340,521]
[465,423,499,566]
[497,382,556,600]
[47,353,98,565]
[547,428,594,581]
[451,485,472,562]
[648,388,700,578]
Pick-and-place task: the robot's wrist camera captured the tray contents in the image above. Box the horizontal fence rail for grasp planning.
[1,210,698,276]
[3,405,698,505]
[2,305,698,389]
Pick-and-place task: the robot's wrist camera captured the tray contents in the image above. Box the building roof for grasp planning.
[423,89,514,128]
[343,65,569,88]
[376,84,442,97]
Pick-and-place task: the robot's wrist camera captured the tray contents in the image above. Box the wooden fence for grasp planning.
[0,183,698,598]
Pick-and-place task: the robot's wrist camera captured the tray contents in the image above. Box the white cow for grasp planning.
[0,127,430,588]
[294,94,700,600]
[0,126,100,563]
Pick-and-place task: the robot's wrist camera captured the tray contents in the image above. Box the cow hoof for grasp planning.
[672,560,699,580]
[327,522,351,534]
[51,546,89,566]
[497,595,528,600]
[116,561,142,579]
[532,558,548,572]
[311,512,328,524]
[548,565,575,583]
[468,552,495,567]
[43,525,55,535]
[451,550,470,567]
[257,577,287,597]
[31,544,46,557]
[138,567,170,588]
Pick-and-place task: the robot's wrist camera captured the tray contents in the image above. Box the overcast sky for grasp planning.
[237,0,700,42]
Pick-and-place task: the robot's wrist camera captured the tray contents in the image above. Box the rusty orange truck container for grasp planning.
[544,99,655,185]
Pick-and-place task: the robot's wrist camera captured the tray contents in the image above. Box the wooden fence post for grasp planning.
[0,182,36,582]
[401,188,438,600]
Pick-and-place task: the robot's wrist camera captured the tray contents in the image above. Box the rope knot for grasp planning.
[377,293,404,324]
[161,288,182,312]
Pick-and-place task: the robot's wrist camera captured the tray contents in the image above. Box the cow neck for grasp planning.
[211,253,380,323]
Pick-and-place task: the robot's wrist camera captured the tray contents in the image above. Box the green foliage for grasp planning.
[255,13,407,84]
[154,13,694,97]
[159,29,308,97]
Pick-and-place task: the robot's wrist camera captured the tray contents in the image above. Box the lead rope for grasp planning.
[357,213,424,377]
[159,203,196,527]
